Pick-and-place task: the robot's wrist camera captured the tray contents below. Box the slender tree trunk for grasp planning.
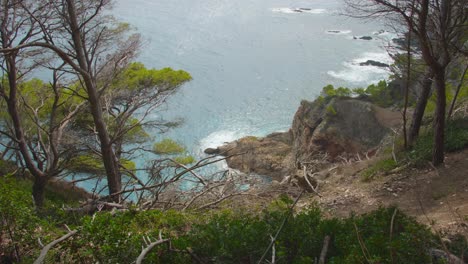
[447,63,468,119]
[32,176,48,208]
[432,72,446,165]
[402,29,412,149]
[409,70,433,145]
[65,0,122,200]
[4,54,47,207]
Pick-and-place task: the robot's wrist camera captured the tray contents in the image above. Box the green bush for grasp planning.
[0,176,58,263]
[186,206,435,264]
[409,118,468,164]
[0,175,456,263]
[320,81,397,107]
[153,138,186,154]
[174,155,195,165]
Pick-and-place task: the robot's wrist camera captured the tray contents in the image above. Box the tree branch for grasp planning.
[33,230,78,264]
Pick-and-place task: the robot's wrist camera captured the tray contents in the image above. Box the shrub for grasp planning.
[0,176,58,263]
[153,138,186,154]
[174,155,195,165]
[409,118,468,165]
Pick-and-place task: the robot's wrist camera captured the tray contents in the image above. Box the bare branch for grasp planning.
[34,230,78,264]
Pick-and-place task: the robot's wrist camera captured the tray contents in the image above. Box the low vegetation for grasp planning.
[2,176,462,263]
[362,117,468,181]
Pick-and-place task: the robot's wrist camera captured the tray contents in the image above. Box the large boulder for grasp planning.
[291,97,400,163]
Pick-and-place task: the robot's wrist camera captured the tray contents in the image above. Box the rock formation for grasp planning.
[207,97,401,180]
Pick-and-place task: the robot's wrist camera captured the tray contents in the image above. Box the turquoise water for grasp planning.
[113,0,393,157]
[74,0,395,190]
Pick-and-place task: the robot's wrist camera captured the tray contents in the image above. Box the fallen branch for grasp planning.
[136,231,170,264]
[270,235,276,264]
[34,230,78,264]
[303,165,322,197]
[319,235,331,264]
[257,190,305,264]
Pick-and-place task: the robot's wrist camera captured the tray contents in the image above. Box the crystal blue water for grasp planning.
[75,0,395,190]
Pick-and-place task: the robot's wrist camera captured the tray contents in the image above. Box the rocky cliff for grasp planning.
[206,97,401,180]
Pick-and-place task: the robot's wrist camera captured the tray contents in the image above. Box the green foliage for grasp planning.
[426,68,468,116]
[68,155,136,174]
[390,54,427,83]
[119,118,150,144]
[0,179,452,264]
[174,155,195,165]
[113,62,192,93]
[409,118,468,164]
[326,104,338,116]
[352,87,366,96]
[0,176,66,263]
[322,84,337,97]
[186,206,434,264]
[77,210,193,263]
[365,80,395,107]
[316,95,326,106]
[153,139,186,154]
[330,208,434,264]
[321,85,352,98]
[319,81,395,107]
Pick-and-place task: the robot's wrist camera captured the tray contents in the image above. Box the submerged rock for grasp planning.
[359,36,373,40]
[359,60,390,68]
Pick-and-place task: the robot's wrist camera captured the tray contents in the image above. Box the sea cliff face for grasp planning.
[206,97,401,180]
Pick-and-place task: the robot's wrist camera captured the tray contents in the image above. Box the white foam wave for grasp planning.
[327,52,393,84]
[198,130,242,150]
[326,30,352,35]
[271,8,326,14]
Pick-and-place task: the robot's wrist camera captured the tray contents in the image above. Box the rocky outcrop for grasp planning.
[207,97,401,179]
[214,133,293,180]
[291,98,400,163]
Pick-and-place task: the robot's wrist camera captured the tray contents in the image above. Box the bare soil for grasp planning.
[301,148,468,237]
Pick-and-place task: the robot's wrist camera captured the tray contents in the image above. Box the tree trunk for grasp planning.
[65,0,122,200]
[432,72,446,165]
[408,71,433,145]
[402,28,412,149]
[4,55,48,207]
[33,176,48,208]
[447,63,468,120]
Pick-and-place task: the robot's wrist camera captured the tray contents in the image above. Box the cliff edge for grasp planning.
[206,97,401,180]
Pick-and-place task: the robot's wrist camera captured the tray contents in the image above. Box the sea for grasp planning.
[78,0,396,190]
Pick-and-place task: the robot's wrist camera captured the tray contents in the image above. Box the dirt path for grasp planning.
[304,148,468,236]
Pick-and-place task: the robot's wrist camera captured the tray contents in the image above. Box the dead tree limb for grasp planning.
[257,190,305,264]
[136,231,170,264]
[34,230,78,264]
[319,235,331,264]
[270,235,276,264]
